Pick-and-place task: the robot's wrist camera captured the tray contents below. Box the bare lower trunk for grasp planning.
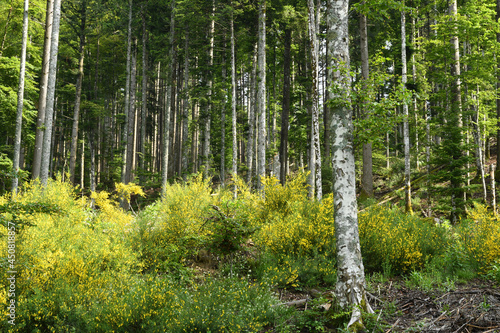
[11,0,29,194]
[280,29,291,185]
[307,0,322,200]
[231,10,237,197]
[40,0,62,186]
[121,0,133,186]
[359,6,373,198]
[257,0,266,191]
[162,0,176,195]
[402,6,412,214]
[327,0,372,328]
[69,1,87,184]
[32,0,53,179]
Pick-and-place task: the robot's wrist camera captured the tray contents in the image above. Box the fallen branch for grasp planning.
[274,298,309,307]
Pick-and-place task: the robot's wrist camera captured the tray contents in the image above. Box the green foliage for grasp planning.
[454,204,500,274]
[358,205,450,274]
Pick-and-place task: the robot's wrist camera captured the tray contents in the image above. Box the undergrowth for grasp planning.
[0,173,498,331]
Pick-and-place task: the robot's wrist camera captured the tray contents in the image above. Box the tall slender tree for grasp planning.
[231,5,237,197]
[327,0,373,328]
[11,0,29,194]
[359,3,373,198]
[162,0,176,195]
[256,0,266,191]
[69,0,87,184]
[121,0,133,186]
[32,0,53,179]
[307,0,322,200]
[40,0,62,186]
[401,3,412,214]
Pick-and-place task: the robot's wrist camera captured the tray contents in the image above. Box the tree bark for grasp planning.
[204,0,216,176]
[359,6,373,198]
[231,8,238,197]
[307,0,322,200]
[496,0,500,168]
[401,5,412,214]
[257,0,267,191]
[11,0,29,194]
[40,0,62,186]
[327,0,373,328]
[162,0,176,195]
[247,45,257,184]
[32,0,53,179]
[69,0,87,184]
[126,37,138,183]
[280,29,291,185]
[121,0,133,186]
[449,0,464,222]
[140,3,148,182]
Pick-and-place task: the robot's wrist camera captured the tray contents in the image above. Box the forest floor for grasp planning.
[277,278,500,332]
[370,278,500,332]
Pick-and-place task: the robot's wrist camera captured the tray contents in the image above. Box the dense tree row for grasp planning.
[2,0,500,215]
[4,0,500,327]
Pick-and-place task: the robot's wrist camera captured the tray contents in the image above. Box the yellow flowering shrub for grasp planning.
[459,203,500,272]
[255,194,335,257]
[135,173,217,272]
[0,178,141,331]
[358,205,449,274]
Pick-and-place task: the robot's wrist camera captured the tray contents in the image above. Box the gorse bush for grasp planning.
[0,177,142,332]
[457,203,500,273]
[358,205,449,274]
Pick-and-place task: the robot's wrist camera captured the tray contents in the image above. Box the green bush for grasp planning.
[358,205,450,274]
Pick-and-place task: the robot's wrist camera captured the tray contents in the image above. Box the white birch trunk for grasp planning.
[401,5,412,214]
[327,0,372,328]
[307,0,322,200]
[140,5,148,181]
[231,10,238,198]
[162,0,176,195]
[121,0,133,185]
[40,0,62,186]
[11,0,29,194]
[257,0,266,191]
[32,0,53,179]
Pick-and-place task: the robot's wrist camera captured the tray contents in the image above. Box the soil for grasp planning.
[278,279,500,332]
[369,279,500,332]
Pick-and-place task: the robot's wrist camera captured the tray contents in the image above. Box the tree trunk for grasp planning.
[247,45,257,184]
[231,8,238,197]
[280,29,291,186]
[40,0,62,186]
[204,0,216,176]
[401,5,412,214]
[221,43,227,186]
[162,0,176,195]
[69,0,87,184]
[327,0,373,328]
[257,0,266,191]
[121,0,133,186]
[126,37,138,183]
[32,0,53,179]
[182,25,189,174]
[497,0,500,168]
[307,0,322,200]
[449,0,464,222]
[11,0,29,194]
[359,6,373,198]
[140,4,148,182]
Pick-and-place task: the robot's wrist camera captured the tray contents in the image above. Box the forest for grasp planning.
[1,0,500,331]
